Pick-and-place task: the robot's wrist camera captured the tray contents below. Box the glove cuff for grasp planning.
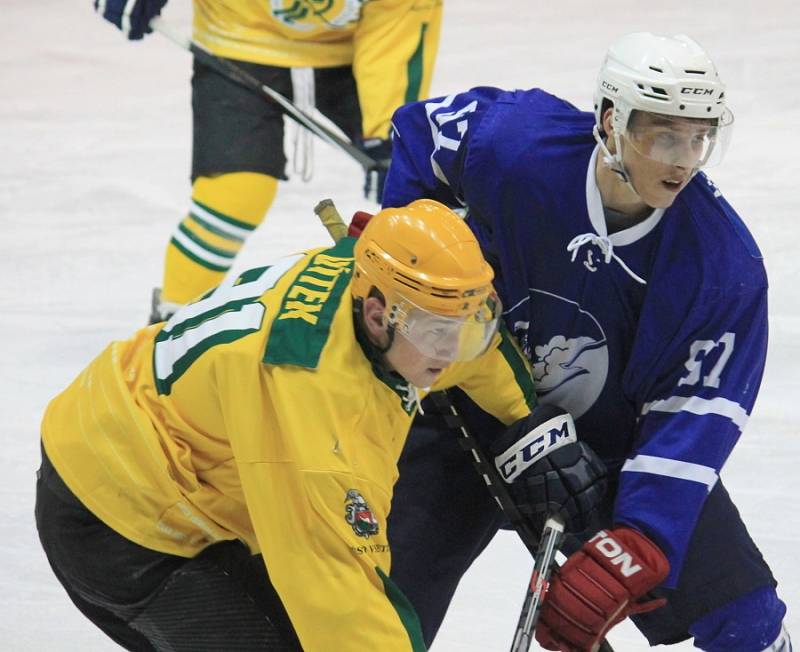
[348,211,374,237]
[584,526,670,596]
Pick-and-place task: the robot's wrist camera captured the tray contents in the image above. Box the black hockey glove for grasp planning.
[95,0,167,40]
[491,404,607,535]
[360,138,392,204]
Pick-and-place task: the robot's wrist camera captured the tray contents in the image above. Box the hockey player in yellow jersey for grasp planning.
[36,199,607,651]
[94,0,443,320]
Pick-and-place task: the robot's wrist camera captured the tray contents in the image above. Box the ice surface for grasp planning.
[2,1,798,649]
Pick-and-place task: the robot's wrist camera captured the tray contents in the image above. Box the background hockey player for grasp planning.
[94,0,442,321]
[35,199,606,650]
[382,33,792,651]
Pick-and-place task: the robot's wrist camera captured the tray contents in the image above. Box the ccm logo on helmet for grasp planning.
[590,530,643,578]
[681,87,714,96]
[495,413,577,483]
[601,80,619,94]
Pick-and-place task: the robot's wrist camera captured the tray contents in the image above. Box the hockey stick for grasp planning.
[311,200,613,652]
[149,17,378,171]
[427,392,615,652]
[428,392,614,652]
[510,515,565,652]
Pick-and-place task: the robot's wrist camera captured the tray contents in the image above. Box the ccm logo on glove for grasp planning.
[495,411,577,482]
[589,530,643,578]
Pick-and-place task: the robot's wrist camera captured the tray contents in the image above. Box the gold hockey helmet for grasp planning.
[352,199,501,361]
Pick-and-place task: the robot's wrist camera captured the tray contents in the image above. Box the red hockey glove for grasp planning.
[348,210,373,237]
[536,527,670,652]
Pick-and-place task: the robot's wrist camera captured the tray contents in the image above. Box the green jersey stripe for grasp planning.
[498,324,537,410]
[376,567,426,652]
[404,24,427,104]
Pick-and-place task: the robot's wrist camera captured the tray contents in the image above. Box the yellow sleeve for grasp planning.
[434,323,536,426]
[353,0,443,138]
[230,366,425,652]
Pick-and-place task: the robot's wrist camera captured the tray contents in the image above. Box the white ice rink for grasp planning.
[2,1,798,650]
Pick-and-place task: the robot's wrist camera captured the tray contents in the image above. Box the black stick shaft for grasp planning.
[510,516,564,652]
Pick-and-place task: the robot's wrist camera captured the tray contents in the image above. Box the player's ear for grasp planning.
[602,106,615,138]
[362,296,388,344]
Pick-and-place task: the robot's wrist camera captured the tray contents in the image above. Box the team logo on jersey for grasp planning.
[344,489,379,538]
[512,289,608,418]
[271,0,364,30]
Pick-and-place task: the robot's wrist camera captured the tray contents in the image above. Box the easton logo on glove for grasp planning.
[589,529,644,578]
[494,411,577,482]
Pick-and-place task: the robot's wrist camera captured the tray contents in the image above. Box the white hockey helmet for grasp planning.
[593,32,734,173]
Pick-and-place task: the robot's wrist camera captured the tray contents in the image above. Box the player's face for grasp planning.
[620,113,716,209]
[603,109,704,210]
[361,296,451,387]
[384,332,451,388]
[621,138,693,209]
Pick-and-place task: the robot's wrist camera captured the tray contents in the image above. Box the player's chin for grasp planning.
[644,185,682,209]
[415,366,446,388]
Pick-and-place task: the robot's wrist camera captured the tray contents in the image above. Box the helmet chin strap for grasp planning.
[592,124,638,196]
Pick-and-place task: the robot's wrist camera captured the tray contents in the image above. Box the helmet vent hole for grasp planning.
[684,69,707,75]
[641,90,670,102]
[410,255,418,265]
[679,104,686,111]
[648,66,663,73]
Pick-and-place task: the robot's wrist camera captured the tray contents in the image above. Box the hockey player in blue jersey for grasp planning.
[383,32,792,652]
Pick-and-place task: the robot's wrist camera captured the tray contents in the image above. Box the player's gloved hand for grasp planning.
[491,404,607,534]
[537,527,670,652]
[361,138,392,204]
[94,0,168,40]
[348,211,374,238]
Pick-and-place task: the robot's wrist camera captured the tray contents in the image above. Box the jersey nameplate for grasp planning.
[264,238,355,369]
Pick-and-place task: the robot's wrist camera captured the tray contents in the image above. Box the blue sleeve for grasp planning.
[614,285,768,587]
[382,87,506,209]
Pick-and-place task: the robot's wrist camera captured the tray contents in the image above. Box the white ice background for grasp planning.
[2,1,799,650]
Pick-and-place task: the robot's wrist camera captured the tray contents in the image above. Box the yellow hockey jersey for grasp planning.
[191,0,442,138]
[42,237,534,652]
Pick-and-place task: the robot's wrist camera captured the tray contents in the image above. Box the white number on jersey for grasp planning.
[678,332,735,388]
[154,254,302,393]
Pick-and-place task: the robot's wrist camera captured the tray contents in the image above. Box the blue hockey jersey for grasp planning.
[384,87,768,587]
